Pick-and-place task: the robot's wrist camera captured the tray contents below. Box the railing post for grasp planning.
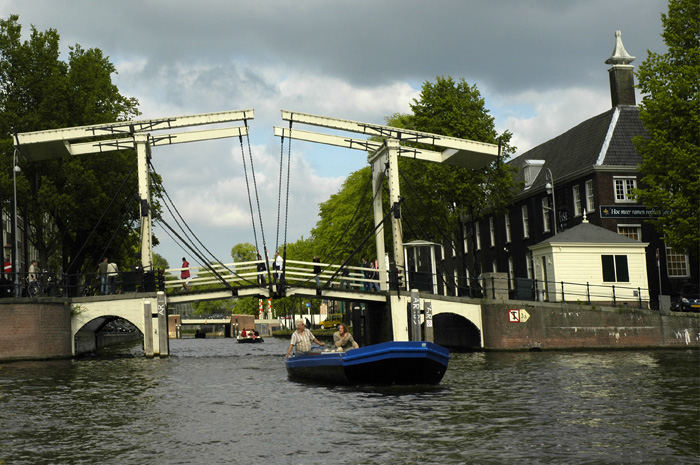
[491,276,495,299]
[586,282,590,304]
[533,278,537,301]
[561,281,565,302]
[638,287,642,309]
[612,285,616,306]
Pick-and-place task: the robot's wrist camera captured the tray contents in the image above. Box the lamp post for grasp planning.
[544,167,557,234]
[12,148,20,297]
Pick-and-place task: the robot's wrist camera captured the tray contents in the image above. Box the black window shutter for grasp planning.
[615,255,629,282]
[602,255,616,282]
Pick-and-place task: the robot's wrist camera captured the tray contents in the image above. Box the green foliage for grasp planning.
[0,15,151,274]
[152,252,169,270]
[231,242,256,263]
[389,76,518,253]
[311,168,377,266]
[634,0,700,257]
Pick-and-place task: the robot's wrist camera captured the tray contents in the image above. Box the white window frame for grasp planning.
[617,224,642,241]
[504,213,511,243]
[492,259,498,273]
[508,257,514,290]
[526,254,533,279]
[573,185,582,217]
[666,247,690,278]
[521,205,529,239]
[585,179,594,213]
[475,222,481,250]
[613,176,637,203]
[463,223,469,254]
[541,197,551,233]
[489,217,495,247]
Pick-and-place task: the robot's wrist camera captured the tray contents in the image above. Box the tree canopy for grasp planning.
[0,15,151,274]
[634,0,699,257]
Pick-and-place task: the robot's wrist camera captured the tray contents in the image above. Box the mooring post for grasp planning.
[424,300,434,343]
[143,300,154,357]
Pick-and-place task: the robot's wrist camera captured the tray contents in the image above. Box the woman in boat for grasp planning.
[285,319,324,357]
[333,323,359,352]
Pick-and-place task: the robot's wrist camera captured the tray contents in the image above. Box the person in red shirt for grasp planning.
[180,257,191,290]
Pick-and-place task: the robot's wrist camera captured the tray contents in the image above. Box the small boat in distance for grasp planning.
[237,329,264,343]
[285,341,449,385]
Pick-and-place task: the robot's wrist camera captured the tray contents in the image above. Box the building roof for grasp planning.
[531,220,646,247]
[509,106,646,192]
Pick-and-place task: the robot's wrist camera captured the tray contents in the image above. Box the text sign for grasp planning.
[508,309,530,323]
[599,205,670,218]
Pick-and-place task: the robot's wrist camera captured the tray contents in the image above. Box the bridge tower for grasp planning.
[274,110,499,340]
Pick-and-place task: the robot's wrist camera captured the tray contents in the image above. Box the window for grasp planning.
[666,248,690,277]
[601,255,630,282]
[526,254,533,279]
[614,177,637,203]
[505,213,511,243]
[521,205,529,238]
[475,222,481,250]
[573,185,582,217]
[489,217,495,246]
[542,197,551,233]
[508,257,514,290]
[463,223,469,254]
[617,225,641,241]
[585,179,594,213]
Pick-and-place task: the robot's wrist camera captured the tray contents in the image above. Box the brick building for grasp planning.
[457,31,697,308]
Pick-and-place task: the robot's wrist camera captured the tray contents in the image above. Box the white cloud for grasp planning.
[496,87,610,155]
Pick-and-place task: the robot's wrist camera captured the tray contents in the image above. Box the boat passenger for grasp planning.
[285,319,324,358]
[333,323,359,352]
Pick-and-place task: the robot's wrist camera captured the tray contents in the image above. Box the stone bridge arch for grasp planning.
[71,297,156,355]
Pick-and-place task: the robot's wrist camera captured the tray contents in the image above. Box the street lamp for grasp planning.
[543,167,557,234]
[12,148,20,297]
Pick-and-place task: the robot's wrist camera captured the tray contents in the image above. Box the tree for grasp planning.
[0,15,148,277]
[231,242,257,263]
[634,0,699,257]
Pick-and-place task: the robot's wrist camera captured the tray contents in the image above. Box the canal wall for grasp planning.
[481,300,700,350]
[0,301,72,361]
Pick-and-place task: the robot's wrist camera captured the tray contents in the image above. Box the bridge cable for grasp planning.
[242,119,274,290]
[66,171,134,274]
[322,199,403,290]
[156,217,233,290]
[281,118,293,287]
[148,163,256,286]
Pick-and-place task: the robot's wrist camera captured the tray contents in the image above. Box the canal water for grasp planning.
[1,338,698,464]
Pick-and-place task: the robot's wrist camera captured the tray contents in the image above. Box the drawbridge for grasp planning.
[13,108,499,356]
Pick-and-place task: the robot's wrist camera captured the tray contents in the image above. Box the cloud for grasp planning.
[496,87,611,154]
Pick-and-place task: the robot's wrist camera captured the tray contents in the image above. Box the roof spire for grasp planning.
[605,30,635,66]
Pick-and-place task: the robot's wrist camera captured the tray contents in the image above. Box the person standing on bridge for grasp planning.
[285,319,324,357]
[3,257,11,280]
[274,251,283,284]
[181,257,191,291]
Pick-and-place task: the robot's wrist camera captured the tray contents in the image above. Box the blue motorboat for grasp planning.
[285,341,450,385]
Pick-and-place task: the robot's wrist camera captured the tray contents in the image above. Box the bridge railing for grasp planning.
[164,259,383,292]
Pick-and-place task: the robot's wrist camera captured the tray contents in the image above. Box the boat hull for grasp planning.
[237,337,264,343]
[285,341,449,385]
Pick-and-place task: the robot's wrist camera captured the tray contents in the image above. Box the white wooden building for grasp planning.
[529,218,649,306]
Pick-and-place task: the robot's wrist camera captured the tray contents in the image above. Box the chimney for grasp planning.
[605,30,636,107]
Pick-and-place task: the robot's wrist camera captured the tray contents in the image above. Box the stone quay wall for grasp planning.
[0,301,72,361]
[481,300,700,350]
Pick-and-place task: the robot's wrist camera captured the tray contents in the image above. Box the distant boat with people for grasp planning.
[285,341,449,385]
[236,329,264,343]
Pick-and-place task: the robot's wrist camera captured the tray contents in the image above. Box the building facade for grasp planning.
[456,31,697,308]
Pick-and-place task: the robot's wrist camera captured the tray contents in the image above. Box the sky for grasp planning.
[0,0,668,270]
